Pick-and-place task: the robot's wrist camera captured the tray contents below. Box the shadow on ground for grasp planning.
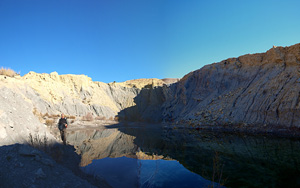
[0,143,111,188]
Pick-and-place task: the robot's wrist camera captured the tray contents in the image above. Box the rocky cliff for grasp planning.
[162,43,300,128]
[1,43,300,146]
[0,78,57,146]
[20,72,170,118]
[0,72,174,145]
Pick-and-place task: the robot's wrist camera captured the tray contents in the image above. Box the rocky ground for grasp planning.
[0,143,112,188]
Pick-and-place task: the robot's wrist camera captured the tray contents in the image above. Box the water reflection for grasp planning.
[66,123,300,188]
[81,157,215,188]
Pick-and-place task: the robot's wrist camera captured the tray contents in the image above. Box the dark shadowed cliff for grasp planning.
[162,43,300,128]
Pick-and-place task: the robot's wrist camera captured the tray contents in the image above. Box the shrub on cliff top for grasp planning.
[0,67,18,77]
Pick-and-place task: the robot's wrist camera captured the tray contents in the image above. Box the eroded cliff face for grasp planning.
[1,43,300,145]
[162,43,300,127]
[0,74,62,146]
[3,72,172,117]
[0,73,173,144]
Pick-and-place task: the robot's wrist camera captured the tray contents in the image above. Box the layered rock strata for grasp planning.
[162,43,300,127]
[0,73,173,145]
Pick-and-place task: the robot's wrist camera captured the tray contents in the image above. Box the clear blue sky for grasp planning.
[1,0,299,83]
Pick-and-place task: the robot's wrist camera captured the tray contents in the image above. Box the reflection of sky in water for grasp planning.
[81,156,221,188]
[69,125,300,187]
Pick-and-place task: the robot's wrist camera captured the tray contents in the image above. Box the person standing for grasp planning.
[58,113,69,145]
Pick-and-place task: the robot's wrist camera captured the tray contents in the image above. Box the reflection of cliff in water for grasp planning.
[67,128,137,166]
[66,123,300,187]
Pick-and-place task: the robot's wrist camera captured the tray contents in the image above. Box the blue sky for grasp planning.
[0,0,299,83]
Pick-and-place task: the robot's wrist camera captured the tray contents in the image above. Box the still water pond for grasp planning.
[66,123,300,188]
